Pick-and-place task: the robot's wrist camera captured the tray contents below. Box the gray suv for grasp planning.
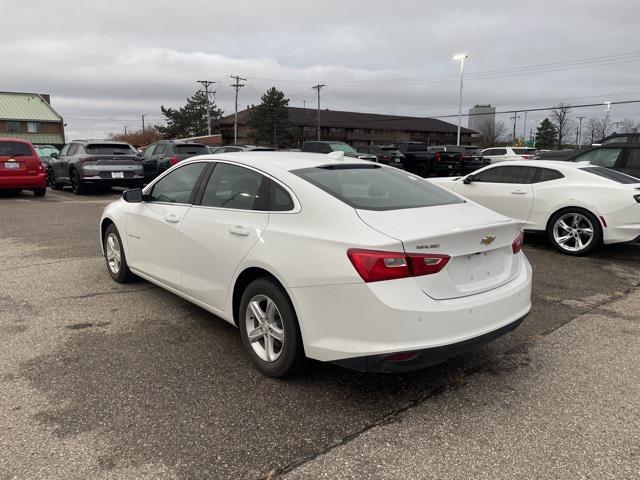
[141,140,210,182]
[50,140,144,194]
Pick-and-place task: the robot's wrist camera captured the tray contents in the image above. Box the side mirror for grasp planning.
[463,175,474,185]
[50,152,58,159]
[136,151,143,157]
[122,188,144,203]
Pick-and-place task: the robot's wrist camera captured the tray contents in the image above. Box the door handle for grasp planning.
[229,225,250,236]
[511,190,527,195]
[164,214,180,224]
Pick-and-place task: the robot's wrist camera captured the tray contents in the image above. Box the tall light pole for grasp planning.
[453,54,468,146]
[141,114,148,132]
[576,116,586,149]
[312,84,325,141]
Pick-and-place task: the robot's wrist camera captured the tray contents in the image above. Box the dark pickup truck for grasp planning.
[394,142,460,177]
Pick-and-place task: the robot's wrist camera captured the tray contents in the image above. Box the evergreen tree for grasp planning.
[156,91,223,139]
[249,87,290,146]
[535,118,557,149]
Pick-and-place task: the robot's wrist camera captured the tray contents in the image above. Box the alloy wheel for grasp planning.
[244,294,285,362]
[105,233,122,274]
[552,212,594,253]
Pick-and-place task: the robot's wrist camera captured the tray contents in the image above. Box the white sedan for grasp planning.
[482,147,537,163]
[100,152,532,377]
[430,161,640,255]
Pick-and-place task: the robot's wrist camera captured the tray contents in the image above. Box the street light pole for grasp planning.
[453,54,468,146]
[141,114,147,132]
[312,84,325,141]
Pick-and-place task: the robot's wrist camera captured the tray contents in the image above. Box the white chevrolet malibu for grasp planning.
[100,152,532,377]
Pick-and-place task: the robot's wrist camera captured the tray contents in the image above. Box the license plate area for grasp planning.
[4,162,20,169]
[111,172,124,178]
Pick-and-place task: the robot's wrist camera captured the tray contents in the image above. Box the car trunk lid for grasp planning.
[356,202,523,299]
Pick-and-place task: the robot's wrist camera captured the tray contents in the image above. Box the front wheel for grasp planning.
[103,224,135,283]
[239,278,305,377]
[547,209,602,256]
[48,168,63,189]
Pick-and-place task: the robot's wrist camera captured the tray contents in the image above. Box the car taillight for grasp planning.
[347,248,450,283]
[521,155,534,160]
[169,156,179,165]
[435,153,441,161]
[512,231,524,254]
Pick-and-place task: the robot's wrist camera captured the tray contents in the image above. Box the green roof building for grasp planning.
[0,92,65,148]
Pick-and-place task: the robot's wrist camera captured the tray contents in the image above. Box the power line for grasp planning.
[230,75,247,144]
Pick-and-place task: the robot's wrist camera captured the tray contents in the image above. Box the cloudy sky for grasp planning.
[4,0,640,141]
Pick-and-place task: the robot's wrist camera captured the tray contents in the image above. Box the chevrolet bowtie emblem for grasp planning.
[480,235,496,245]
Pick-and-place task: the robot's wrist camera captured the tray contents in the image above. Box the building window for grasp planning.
[7,121,20,133]
[27,122,42,133]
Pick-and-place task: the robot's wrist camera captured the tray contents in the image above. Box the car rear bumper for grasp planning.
[331,314,526,372]
[81,175,145,186]
[289,253,532,368]
[0,173,47,189]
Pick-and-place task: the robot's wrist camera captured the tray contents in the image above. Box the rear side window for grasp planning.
[0,141,33,156]
[575,148,622,168]
[86,143,135,155]
[625,149,640,168]
[271,181,294,211]
[513,148,537,155]
[581,167,639,184]
[149,162,207,203]
[200,163,268,210]
[532,168,564,183]
[406,143,426,152]
[484,148,507,156]
[474,166,536,184]
[176,144,209,155]
[293,165,463,211]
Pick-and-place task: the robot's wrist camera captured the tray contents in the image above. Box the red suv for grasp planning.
[0,138,47,196]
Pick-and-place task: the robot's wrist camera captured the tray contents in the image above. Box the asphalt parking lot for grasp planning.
[1,188,639,479]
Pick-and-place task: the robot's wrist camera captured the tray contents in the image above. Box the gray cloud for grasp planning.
[3,0,640,140]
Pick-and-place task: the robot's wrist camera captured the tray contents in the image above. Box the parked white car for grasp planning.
[429,161,640,255]
[482,147,537,163]
[100,152,532,377]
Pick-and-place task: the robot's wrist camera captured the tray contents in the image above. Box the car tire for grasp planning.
[103,224,135,283]
[414,162,430,178]
[239,278,306,377]
[547,208,602,256]
[33,188,46,197]
[70,169,86,195]
[48,169,63,190]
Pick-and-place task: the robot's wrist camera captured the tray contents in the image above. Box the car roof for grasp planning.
[483,160,589,170]
[0,137,31,144]
[186,151,375,172]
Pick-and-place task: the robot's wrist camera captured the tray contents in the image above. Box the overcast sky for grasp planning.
[4,0,640,141]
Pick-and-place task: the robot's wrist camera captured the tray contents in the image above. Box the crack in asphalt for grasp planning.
[268,281,640,479]
[60,285,158,300]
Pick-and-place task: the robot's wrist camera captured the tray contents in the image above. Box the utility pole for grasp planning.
[303,100,306,109]
[603,101,612,138]
[510,112,520,144]
[312,84,325,141]
[197,80,216,136]
[576,116,585,149]
[230,75,246,144]
[141,114,148,132]
[522,111,527,141]
[453,54,468,146]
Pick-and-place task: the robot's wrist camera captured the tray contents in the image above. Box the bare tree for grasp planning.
[619,118,640,134]
[549,103,575,148]
[476,119,507,148]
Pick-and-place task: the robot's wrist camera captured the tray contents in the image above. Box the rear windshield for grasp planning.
[0,142,32,156]
[35,146,58,157]
[86,144,135,155]
[513,148,537,154]
[293,164,464,211]
[329,143,358,155]
[581,166,639,184]
[176,144,209,155]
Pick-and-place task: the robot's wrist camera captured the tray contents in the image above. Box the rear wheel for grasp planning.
[48,168,63,189]
[33,188,46,197]
[547,209,602,256]
[414,162,430,178]
[239,278,305,377]
[70,169,86,195]
[103,224,135,283]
